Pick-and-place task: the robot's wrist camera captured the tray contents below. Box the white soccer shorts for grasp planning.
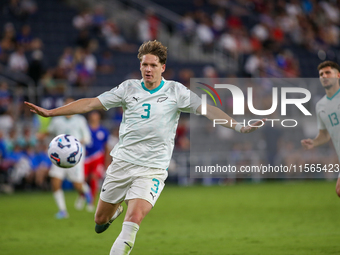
[100,158,168,207]
[49,156,85,183]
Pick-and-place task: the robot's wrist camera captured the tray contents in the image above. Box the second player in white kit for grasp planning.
[301,61,340,196]
[48,114,91,182]
[316,91,340,161]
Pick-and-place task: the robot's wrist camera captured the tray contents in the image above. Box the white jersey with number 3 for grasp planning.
[98,78,201,169]
[316,88,340,161]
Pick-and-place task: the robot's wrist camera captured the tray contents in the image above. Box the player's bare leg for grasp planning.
[335,177,340,197]
[87,172,99,211]
[109,198,152,255]
[123,198,152,225]
[73,182,93,211]
[35,166,49,190]
[51,177,68,219]
[95,199,123,233]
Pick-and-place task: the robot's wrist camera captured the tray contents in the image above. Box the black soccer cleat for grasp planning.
[95,205,124,234]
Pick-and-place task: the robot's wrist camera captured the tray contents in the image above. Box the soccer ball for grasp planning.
[48,134,83,168]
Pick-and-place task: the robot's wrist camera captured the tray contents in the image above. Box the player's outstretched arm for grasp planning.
[301,129,330,150]
[197,104,266,134]
[25,98,104,117]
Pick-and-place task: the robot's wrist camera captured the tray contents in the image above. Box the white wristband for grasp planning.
[235,124,243,133]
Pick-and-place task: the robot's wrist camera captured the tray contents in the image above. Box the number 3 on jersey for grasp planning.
[151,178,160,194]
[141,103,151,119]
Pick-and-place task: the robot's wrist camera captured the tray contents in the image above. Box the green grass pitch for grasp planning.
[1,180,340,255]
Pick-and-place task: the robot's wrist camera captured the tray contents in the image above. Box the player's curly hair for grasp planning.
[138,40,167,65]
[317,61,340,72]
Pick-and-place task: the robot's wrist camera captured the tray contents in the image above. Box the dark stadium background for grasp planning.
[2,1,340,255]
[1,0,339,190]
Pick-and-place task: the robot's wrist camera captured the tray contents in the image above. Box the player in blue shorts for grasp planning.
[25,40,264,255]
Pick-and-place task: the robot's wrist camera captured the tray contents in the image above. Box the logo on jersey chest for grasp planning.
[129,95,169,104]
[157,96,168,103]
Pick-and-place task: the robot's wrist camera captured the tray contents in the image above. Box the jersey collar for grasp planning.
[327,87,340,100]
[141,79,165,94]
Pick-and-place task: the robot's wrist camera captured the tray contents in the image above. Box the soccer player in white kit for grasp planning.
[25,40,264,254]
[45,97,93,218]
[301,61,340,196]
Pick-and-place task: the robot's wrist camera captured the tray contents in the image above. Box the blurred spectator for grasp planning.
[27,50,45,85]
[40,69,58,91]
[0,81,12,114]
[196,14,214,52]
[211,8,226,37]
[17,126,37,148]
[0,23,17,64]
[0,111,14,136]
[21,0,37,16]
[177,12,196,44]
[101,20,137,52]
[202,65,219,84]
[4,128,17,152]
[57,47,74,82]
[7,0,23,19]
[137,9,160,42]
[6,0,37,21]
[92,5,106,35]
[276,50,300,77]
[178,68,194,88]
[84,48,97,77]
[286,0,303,17]
[244,50,262,77]
[73,10,93,30]
[146,9,160,41]
[31,141,51,190]
[16,24,33,51]
[4,143,25,192]
[75,29,91,49]
[72,47,95,89]
[11,86,27,121]
[219,31,237,54]
[0,131,10,193]
[0,131,7,161]
[9,143,35,189]
[251,21,269,42]
[8,46,28,72]
[319,1,339,23]
[97,50,115,74]
[175,118,190,151]
[30,38,43,51]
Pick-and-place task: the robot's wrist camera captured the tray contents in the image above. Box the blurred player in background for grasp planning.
[301,61,340,196]
[40,97,93,219]
[85,110,109,210]
[25,40,264,254]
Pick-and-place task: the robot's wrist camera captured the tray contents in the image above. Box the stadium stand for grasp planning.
[1,0,340,192]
